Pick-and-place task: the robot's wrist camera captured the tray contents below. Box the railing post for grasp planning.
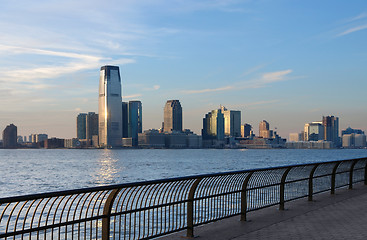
[240,172,253,221]
[365,159,367,185]
[186,178,203,238]
[349,160,358,190]
[279,167,292,211]
[331,162,341,195]
[102,189,121,240]
[308,164,319,201]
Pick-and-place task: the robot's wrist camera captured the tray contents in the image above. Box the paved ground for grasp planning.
[159,184,367,240]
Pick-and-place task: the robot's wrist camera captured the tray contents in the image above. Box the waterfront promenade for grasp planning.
[160,184,367,240]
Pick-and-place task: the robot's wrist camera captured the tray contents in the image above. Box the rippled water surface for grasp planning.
[0,149,366,197]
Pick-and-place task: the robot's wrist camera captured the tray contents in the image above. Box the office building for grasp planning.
[98,65,123,148]
[341,127,364,136]
[163,100,182,133]
[76,113,87,139]
[122,102,129,138]
[241,124,252,138]
[128,100,142,146]
[289,133,302,142]
[86,112,99,140]
[259,120,270,138]
[3,124,17,149]
[304,122,324,141]
[342,133,366,148]
[322,116,340,147]
[29,133,48,143]
[202,108,224,140]
[220,106,241,137]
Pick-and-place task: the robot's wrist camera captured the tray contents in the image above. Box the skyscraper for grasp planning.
[220,106,241,137]
[128,100,142,146]
[163,100,182,133]
[3,124,17,149]
[86,112,99,140]
[98,65,123,148]
[122,102,129,138]
[259,120,270,138]
[76,113,87,139]
[202,109,224,140]
[322,116,339,147]
[304,122,324,141]
[241,124,252,138]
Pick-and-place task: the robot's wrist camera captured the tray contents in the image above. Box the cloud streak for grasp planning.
[337,24,367,37]
[182,69,293,94]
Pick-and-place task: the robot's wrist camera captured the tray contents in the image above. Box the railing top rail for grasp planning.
[1,157,366,203]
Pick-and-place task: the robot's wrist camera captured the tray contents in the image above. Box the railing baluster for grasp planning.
[186,178,203,238]
[349,160,359,189]
[279,167,292,210]
[240,172,253,221]
[308,164,320,201]
[331,162,342,194]
[102,189,121,240]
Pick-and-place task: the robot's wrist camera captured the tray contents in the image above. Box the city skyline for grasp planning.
[0,1,366,138]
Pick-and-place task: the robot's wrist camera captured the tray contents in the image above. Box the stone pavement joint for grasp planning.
[159,184,367,240]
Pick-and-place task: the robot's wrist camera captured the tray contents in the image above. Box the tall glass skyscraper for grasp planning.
[163,100,182,132]
[98,65,122,148]
[202,109,224,140]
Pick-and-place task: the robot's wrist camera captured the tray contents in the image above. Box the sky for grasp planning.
[0,0,366,139]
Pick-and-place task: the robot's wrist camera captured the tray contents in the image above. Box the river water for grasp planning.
[0,148,366,198]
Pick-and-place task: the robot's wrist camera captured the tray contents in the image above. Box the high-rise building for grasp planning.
[86,112,99,140]
[289,133,302,142]
[128,100,142,146]
[98,65,123,148]
[341,127,364,135]
[241,124,252,138]
[220,106,241,137]
[322,116,340,147]
[259,120,270,138]
[3,124,17,149]
[202,109,224,140]
[163,100,182,133]
[77,113,87,139]
[122,102,129,138]
[304,122,324,141]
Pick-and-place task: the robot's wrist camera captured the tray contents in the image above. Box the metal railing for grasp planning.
[1,157,366,239]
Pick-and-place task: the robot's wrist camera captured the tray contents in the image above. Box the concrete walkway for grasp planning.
[159,184,367,240]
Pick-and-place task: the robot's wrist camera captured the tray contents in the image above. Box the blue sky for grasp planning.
[0,0,366,139]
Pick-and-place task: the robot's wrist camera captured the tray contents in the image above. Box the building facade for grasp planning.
[163,100,182,133]
[259,120,270,138]
[98,65,123,148]
[128,100,143,146]
[3,124,17,148]
[122,102,129,138]
[202,109,224,140]
[76,113,87,139]
[221,106,241,137]
[304,122,324,141]
[241,124,252,138]
[322,116,340,147]
[86,112,99,140]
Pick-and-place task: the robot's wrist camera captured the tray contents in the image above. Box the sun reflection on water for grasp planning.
[94,150,120,185]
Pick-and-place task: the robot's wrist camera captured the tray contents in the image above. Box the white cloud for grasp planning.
[123,94,142,99]
[182,69,293,94]
[338,24,367,37]
[182,86,234,94]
